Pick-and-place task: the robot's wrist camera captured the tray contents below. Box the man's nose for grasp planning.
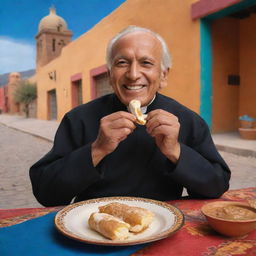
[126,62,141,80]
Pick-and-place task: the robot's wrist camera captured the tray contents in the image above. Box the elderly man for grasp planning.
[30,26,230,206]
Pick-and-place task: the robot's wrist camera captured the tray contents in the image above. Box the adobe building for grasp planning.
[0,72,37,117]
[0,86,7,113]
[35,0,256,133]
[0,72,21,114]
[36,8,72,70]
[7,72,22,114]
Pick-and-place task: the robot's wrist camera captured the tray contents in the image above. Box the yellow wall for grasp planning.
[212,17,240,133]
[239,14,256,118]
[36,0,201,121]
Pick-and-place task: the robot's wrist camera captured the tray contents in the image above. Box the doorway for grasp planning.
[72,79,83,108]
[47,89,57,120]
[199,2,256,132]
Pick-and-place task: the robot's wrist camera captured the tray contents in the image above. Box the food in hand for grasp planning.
[88,212,130,240]
[99,202,154,233]
[129,99,147,125]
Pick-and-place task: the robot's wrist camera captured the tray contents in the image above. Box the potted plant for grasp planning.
[239,115,255,128]
[238,115,256,140]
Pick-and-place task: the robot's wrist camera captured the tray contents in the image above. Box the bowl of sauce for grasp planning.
[201,201,256,237]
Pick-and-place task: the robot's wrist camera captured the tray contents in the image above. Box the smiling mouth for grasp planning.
[124,85,145,90]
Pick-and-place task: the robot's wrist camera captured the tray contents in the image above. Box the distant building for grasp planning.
[0,72,37,117]
[0,72,21,114]
[34,0,256,133]
[0,87,7,113]
[6,72,21,114]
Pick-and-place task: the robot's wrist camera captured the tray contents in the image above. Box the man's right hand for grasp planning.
[91,111,136,166]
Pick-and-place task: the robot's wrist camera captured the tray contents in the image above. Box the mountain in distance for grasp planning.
[0,69,35,87]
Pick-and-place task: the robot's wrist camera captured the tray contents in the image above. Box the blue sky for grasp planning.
[0,0,126,75]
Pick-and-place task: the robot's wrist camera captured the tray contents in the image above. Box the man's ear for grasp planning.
[159,68,169,89]
[107,69,113,87]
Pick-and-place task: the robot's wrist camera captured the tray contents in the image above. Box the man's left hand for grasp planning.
[146,109,181,163]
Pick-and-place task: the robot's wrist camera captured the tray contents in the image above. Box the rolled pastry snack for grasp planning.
[99,202,154,233]
[129,99,147,125]
[88,212,130,240]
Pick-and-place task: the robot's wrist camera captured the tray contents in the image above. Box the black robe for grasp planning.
[30,93,230,206]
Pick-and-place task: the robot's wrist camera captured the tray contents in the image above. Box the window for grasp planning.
[47,89,57,120]
[57,24,62,32]
[94,72,113,98]
[52,39,56,52]
[90,65,113,100]
[72,79,83,107]
[71,73,83,108]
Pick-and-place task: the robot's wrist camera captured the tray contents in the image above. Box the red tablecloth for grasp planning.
[1,188,256,256]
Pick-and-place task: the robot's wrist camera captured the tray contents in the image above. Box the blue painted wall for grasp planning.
[200,20,212,128]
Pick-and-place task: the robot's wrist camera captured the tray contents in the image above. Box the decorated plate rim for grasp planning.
[54,196,184,246]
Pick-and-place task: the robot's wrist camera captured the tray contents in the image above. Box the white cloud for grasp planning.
[0,37,36,74]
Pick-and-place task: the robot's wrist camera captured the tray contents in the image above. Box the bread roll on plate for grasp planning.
[99,202,154,233]
[88,212,130,240]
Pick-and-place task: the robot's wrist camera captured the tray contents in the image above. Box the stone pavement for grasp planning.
[0,114,59,142]
[0,124,51,209]
[213,132,256,158]
[0,114,255,156]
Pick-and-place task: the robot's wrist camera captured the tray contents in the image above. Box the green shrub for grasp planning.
[14,81,37,117]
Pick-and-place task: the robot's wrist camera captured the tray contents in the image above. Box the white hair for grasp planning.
[106,25,172,71]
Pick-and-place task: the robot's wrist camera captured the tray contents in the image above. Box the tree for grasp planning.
[14,80,37,118]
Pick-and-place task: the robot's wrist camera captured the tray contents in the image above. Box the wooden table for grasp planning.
[1,187,256,256]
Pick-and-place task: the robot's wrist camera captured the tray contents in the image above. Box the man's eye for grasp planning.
[115,60,128,66]
[142,61,153,66]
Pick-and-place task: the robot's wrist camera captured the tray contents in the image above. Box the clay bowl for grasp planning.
[201,201,256,237]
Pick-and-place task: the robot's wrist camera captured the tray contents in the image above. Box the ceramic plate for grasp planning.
[54,196,184,246]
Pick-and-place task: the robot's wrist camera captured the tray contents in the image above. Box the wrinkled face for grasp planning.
[109,32,168,106]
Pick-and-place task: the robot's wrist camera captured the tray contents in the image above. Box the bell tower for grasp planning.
[35,7,72,69]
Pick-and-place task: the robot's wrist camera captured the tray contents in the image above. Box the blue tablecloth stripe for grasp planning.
[0,212,146,256]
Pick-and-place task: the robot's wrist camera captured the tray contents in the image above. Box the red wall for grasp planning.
[0,87,7,112]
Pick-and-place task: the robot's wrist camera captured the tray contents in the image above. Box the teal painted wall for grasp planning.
[200,20,212,127]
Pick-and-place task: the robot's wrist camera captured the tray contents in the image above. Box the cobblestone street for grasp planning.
[0,124,52,209]
[219,151,256,190]
[0,123,256,209]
